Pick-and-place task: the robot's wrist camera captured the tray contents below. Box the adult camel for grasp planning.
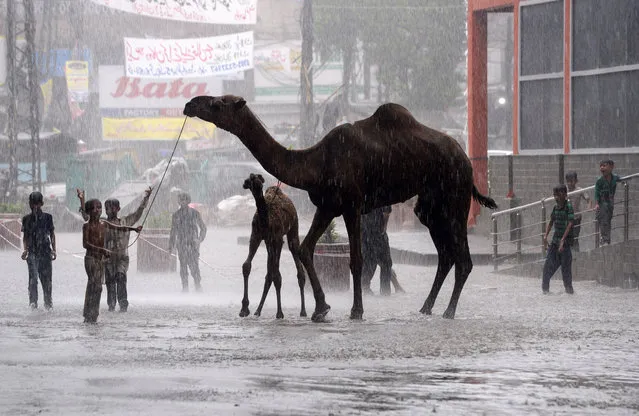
[183,95,498,321]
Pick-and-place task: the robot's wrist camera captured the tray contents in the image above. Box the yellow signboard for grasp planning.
[65,60,89,101]
[102,117,215,141]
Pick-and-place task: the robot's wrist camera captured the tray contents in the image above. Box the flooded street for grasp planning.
[1,228,638,415]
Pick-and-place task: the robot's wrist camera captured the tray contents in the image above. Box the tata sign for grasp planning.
[98,65,223,110]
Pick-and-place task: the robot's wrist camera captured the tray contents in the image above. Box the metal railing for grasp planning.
[490,173,639,271]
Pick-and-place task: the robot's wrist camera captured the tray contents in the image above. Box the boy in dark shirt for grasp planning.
[168,192,207,292]
[542,185,575,294]
[21,191,56,310]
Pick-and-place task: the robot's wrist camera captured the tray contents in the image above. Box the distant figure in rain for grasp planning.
[168,191,207,292]
[361,205,404,296]
[78,187,153,312]
[21,191,57,310]
[77,192,142,323]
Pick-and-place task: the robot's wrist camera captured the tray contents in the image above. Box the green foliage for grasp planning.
[144,211,173,229]
[0,203,23,214]
[319,220,339,243]
[314,0,466,111]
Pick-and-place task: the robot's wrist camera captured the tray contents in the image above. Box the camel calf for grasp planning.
[241,173,307,319]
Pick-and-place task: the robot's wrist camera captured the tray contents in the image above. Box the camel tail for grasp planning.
[472,185,498,209]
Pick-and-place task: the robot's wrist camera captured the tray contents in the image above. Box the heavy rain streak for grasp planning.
[1,0,638,415]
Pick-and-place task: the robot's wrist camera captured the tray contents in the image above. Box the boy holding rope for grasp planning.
[78,187,152,312]
[78,194,143,323]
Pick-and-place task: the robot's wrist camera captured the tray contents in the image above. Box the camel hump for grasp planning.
[371,103,417,128]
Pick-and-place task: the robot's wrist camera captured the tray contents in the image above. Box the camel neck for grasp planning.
[252,190,268,225]
[234,109,310,189]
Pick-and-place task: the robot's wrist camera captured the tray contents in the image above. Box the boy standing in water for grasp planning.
[542,185,575,294]
[168,192,207,292]
[21,191,56,310]
[78,193,142,323]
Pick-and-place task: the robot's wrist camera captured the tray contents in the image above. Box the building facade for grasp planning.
[467,0,638,222]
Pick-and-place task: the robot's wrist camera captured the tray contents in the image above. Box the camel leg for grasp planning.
[268,237,284,319]
[415,200,455,316]
[420,232,454,315]
[299,209,334,322]
[254,272,272,317]
[287,228,307,317]
[240,232,262,317]
[342,209,364,320]
[443,237,472,319]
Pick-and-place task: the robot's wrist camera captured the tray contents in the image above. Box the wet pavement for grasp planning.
[1,227,638,415]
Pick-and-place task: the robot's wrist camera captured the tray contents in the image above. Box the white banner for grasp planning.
[99,66,223,109]
[124,31,254,79]
[90,0,257,25]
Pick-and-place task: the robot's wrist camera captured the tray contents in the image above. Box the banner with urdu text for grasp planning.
[102,117,215,141]
[90,0,257,25]
[124,31,253,79]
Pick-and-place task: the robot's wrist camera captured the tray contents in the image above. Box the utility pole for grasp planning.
[299,0,314,147]
[5,0,41,200]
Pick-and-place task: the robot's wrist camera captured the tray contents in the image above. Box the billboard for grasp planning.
[99,66,222,141]
[124,31,254,79]
[90,0,257,25]
[102,117,215,141]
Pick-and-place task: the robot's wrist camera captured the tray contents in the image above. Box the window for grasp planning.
[572,70,639,149]
[520,1,563,76]
[520,78,563,150]
[573,0,639,71]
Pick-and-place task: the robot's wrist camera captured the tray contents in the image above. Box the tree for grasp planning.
[314,0,466,112]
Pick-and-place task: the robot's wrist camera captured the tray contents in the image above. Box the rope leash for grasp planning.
[136,235,226,273]
[127,116,188,248]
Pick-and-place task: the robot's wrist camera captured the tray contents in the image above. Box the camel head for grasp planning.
[183,95,247,130]
[243,173,265,193]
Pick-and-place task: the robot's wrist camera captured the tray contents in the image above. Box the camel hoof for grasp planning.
[311,303,331,322]
[419,307,432,315]
[239,309,250,317]
[442,309,456,319]
[254,310,261,317]
[276,312,284,319]
[349,309,363,320]
[300,310,307,317]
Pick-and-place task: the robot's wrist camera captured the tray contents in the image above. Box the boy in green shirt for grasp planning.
[542,185,574,294]
[594,159,620,245]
